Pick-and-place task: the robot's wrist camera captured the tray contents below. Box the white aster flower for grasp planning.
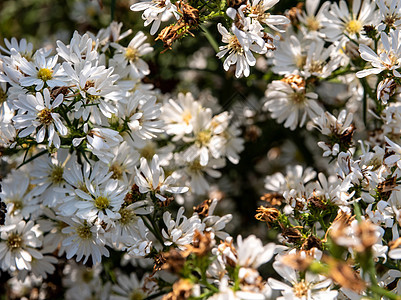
[73,178,125,223]
[297,0,330,39]
[110,272,149,300]
[322,0,377,44]
[0,170,40,219]
[0,37,33,58]
[111,31,153,79]
[385,136,401,169]
[63,61,120,124]
[162,207,204,248]
[377,0,401,31]
[268,261,338,300]
[216,23,258,78]
[56,31,99,66]
[125,218,153,257]
[73,125,123,164]
[264,78,323,130]
[118,92,164,144]
[18,52,65,91]
[130,0,179,35]
[62,218,109,265]
[0,218,43,272]
[135,155,189,201]
[357,31,401,78]
[245,0,290,30]
[12,88,67,148]
[161,92,202,139]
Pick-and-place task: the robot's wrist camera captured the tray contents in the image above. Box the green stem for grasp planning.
[143,215,165,246]
[353,201,362,222]
[17,149,47,169]
[199,24,219,53]
[369,285,401,300]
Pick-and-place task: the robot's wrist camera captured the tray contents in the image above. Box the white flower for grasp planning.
[297,0,330,39]
[95,21,133,52]
[125,218,153,257]
[63,61,120,124]
[246,0,290,30]
[111,31,153,79]
[130,0,178,35]
[56,31,99,66]
[202,199,232,240]
[265,165,316,197]
[118,92,164,144]
[108,141,140,184]
[264,78,323,130]
[62,218,109,265]
[110,273,148,300]
[0,37,33,58]
[162,207,204,248]
[18,52,66,91]
[161,92,202,139]
[182,157,225,195]
[73,126,123,164]
[357,31,401,78]
[377,78,396,104]
[268,261,338,300]
[322,0,377,44]
[384,136,401,169]
[73,178,125,223]
[216,23,258,78]
[236,235,275,269]
[12,88,67,148]
[0,170,40,219]
[29,153,70,207]
[17,254,58,281]
[377,0,401,31]
[135,155,189,201]
[0,218,43,272]
[271,34,304,76]
[107,201,153,246]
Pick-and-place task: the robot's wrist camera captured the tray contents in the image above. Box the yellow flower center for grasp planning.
[7,233,23,249]
[229,36,243,53]
[37,108,53,125]
[76,223,92,240]
[345,19,362,35]
[196,130,212,146]
[309,60,324,73]
[306,16,320,31]
[119,207,137,225]
[291,91,306,104]
[94,196,110,210]
[188,159,203,172]
[293,280,309,298]
[182,111,192,125]
[130,290,145,300]
[125,47,139,61]
[37,68,53,81]
[110,164,124,180]
[50,165,64,184]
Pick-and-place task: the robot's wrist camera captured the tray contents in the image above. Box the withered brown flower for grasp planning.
[162,279,193,300]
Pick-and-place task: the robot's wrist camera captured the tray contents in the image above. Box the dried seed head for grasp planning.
[162,279,193,300]
[255,206,280,227]
[193,199,212,218]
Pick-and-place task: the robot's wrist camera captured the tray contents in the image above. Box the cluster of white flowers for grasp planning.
[7,0,401,298]
[0,18,246,297]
